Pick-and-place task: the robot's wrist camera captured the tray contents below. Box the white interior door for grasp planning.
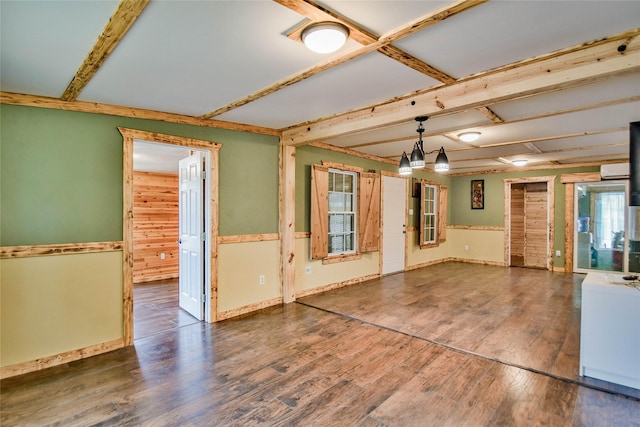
[382,176,407,275]
[178,152,204,320]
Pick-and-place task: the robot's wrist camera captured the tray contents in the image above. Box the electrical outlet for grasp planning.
[160,252,165,260]
[556,250,561,257]
[464,245,470,251]
[259,275,265,285]
[305,266,312,275]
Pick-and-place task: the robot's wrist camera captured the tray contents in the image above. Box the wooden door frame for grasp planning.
[380,172,409,275]
[504,176,555,270]
[119,128,220,346]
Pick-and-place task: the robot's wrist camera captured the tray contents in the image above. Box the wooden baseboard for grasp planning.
[217,297,283,321]
[0,338,125,380]
[296,273,380,299]
[134,273,179,284]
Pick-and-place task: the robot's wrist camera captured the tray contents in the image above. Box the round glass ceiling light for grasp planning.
[512,159,528,167]
[458,132,481,143]
[302,22,349,54]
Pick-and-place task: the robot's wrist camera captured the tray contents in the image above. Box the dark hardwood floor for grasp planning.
[2,263,639,426]
[133,279,199,340]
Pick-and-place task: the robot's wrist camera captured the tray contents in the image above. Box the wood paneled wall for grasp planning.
[133,171,179,283]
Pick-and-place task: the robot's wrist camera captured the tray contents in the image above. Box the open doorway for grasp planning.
[120,128,220,346]
[132,140,201,339]
[505,176,555,270]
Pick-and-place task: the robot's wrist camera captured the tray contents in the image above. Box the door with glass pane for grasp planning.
[574,181,628,273]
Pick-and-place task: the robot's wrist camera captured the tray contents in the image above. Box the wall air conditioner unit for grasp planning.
[600,163,629,179]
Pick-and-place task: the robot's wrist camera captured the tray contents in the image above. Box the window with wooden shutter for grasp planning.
[420,180,445,249]
[310,164,380,261]
[439,186,448,243]
[359,172,380,252]
[310,164,328,259]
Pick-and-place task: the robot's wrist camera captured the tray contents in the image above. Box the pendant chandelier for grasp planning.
[399,116,449,175]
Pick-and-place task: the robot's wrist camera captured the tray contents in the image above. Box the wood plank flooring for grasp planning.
[134,279,199,340]
[2,262,639,426]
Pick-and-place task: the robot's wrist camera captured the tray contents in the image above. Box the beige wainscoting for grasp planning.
[447,226,506,265]
[294,237,380,297]
[217,239,281,315]
[0,251,124,375]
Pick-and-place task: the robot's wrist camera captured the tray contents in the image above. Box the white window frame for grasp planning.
[328,168,357,256]
[422,183,438,245]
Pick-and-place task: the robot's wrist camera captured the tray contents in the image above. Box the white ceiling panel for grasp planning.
[0,1,119,97]
[80,0,327,115]
[394,0,640,78]
[491,73,640,121]
[216,50,439,128]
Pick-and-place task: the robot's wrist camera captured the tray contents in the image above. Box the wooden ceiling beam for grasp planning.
[282,30,640,145]
[61,0,150,101]
[199,0,486,119]
[0,91,281,136]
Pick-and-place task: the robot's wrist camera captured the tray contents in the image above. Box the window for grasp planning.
[310,164,380,261]
[328,169,356,255]
[422,184,438,245]
[420,180,447,248]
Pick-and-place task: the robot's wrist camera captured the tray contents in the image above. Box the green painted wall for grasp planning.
[294,145,451,232]
[449,166,600,268]
[0,104,279,245]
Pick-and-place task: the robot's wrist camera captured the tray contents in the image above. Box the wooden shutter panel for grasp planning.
[419,179,426,247]
[438,185,448,243]
[359,172,380,252]
[310,164,329,259]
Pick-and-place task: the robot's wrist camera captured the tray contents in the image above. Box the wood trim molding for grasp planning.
[310,142,397,165]
[560,172,602,184]
[321,253,363,265]
[120,128,221,345]
[61,0,150,101]
[0,241,123,259]
[448,225,506,231]
[217,297,283,321]
[0,339,124,380]
[218,233,280,244]
[295,273,380,299]
[0,92,280,136]
[503,176,556,270]
[295,231,311,239]
[321,160,364,173]
[565,183,575,273]
[282,30,640,145]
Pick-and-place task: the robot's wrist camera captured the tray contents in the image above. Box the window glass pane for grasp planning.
[345,193,352,211]
[335,173,344,192]
[329,172,335,192]
[345,233,353,251]
[329,192,343,212]
[329,234,343,253]
[345,214,353,232]
[329,214,344,233]
[344,174,353,192]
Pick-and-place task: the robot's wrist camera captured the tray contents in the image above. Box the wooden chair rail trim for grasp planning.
[448,225,506,231]
[295,231,311,239]
[218,233,280,244]
[0,241,124,259]
[0,338,124,380]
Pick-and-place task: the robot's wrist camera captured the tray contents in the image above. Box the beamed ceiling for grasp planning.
[1,0,639,175]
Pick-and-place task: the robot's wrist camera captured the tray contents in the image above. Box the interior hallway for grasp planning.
[1,263,639,426]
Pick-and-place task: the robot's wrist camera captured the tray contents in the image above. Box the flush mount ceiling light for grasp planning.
[458,132,481,143]
[399,116,449,175]
[301,22,349,54]
[512,159,528,167]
